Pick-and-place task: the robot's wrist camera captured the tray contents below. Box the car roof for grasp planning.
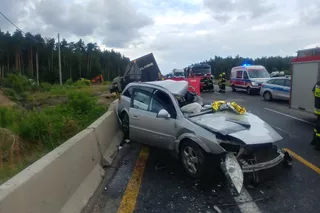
[270,76,291,80]
[232,65,265,70]
[127,80,189,96]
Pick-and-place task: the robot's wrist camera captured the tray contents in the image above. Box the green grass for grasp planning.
[0,75,114,183]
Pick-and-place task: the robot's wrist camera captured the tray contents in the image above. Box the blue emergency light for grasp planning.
[242,63,251,67]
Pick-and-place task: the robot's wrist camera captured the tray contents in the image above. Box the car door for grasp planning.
[147,89,177,150]
[235,70,244,88]
[284,79,291,100]
[272,79,286,99]
[128,87,154,143]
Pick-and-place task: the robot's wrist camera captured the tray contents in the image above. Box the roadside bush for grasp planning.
[65,78,73,85]
[0,90,105,149]
[73,78,91,87]
[5,74,32,93]
[40,82,52,92]
[3,88,19,101]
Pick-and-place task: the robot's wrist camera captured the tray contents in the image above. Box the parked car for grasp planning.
[116,80,291,194]
[260,77,291,101]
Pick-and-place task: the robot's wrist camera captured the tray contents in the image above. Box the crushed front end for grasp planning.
[220,142,291,182]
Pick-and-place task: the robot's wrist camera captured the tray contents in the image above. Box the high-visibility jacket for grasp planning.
[313,81,320,115]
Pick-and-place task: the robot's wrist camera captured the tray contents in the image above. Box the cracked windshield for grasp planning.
[0,0,320,213]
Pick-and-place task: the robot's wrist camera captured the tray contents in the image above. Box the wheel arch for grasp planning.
[175,133,211,155]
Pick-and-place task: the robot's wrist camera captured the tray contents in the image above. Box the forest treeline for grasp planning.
[0,29,295,83]
[194,55,294,78]
[0,30,130,83]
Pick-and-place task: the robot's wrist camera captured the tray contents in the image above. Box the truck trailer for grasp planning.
[109,53,162,93]
[290,47,320,114]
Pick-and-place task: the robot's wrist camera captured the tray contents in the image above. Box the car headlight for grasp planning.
[221,153,244,195]
[251,82,256,86]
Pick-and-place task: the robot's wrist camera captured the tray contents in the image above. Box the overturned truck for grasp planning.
[109,53,162,93]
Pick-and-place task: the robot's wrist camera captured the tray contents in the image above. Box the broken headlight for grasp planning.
[221,153,244,195]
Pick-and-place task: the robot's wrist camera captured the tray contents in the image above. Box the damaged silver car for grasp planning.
[116,80,292,194]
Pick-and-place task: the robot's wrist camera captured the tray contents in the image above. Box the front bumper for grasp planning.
[240,149,285,173]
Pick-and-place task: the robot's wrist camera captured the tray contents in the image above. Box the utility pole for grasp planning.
[36,50,39,86]
[58,33,62,86]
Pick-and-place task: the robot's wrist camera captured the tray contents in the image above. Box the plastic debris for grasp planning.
[182,196,187,200]
[118,146,123,150]
[213,205,222,213]
[125,139,130,143]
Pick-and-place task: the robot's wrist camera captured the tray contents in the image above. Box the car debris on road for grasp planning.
[116,80,292,194]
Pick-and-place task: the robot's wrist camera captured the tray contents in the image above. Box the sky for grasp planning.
[1,0,320,74]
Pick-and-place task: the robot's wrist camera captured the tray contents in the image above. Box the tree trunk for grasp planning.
[31,48,34,77]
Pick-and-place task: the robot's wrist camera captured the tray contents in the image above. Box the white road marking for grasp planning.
[264,108,314,126]
[234,188,262,213]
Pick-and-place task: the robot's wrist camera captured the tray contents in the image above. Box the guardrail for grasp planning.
[0,100,122,213]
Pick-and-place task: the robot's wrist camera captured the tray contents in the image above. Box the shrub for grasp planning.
[5,74,32,93]
[3,88,19,101]
[73,78,91,87]
[65,78,73,85]
[40,82,52,92]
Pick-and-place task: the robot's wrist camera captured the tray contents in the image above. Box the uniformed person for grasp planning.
[311,80,320,150]
[218,74,222,92]
[220,72,226,93]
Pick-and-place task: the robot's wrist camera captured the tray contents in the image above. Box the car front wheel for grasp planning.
[180,140,206,178]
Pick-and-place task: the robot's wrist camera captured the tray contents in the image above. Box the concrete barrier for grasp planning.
[0,100,122,213]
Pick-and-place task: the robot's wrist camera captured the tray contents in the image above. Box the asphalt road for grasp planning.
[91,86,320,213]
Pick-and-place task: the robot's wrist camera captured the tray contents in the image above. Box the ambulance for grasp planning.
[230,64,270,95]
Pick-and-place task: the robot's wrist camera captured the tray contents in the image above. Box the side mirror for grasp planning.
[157,109,171,119]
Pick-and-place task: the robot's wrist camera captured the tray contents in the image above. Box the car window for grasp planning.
[132,90,151,111]
[123,86,133,98]
[236,71,243,78]
[243,71,249,79]
[266,79,275,84]
[285,80,291,87]
[151,90,177,118]
[273,79,285,86]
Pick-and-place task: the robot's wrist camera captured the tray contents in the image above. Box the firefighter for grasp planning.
[219,72,226,93]
[217,74,222,91]
[311,80,320,150]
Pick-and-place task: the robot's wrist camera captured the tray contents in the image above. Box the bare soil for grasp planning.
[0,90,15,107]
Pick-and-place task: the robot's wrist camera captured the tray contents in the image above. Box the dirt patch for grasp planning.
[0,90,15,107]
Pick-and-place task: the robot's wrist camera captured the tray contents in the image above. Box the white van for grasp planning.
[230,65,270,95]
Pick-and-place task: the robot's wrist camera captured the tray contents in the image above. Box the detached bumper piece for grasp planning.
[240,149,284,173]
[237,145,289,182]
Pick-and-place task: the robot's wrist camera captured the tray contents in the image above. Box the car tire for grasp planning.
[180,140,206,179]
[246,87,252,95]
[121,112,129,139]
[231,85,236,92]
[263,91,272,101]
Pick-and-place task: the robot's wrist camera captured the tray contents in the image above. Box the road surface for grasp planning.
[91,86,320,213]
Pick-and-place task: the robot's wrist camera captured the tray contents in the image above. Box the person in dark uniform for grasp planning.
[311,80,320,150]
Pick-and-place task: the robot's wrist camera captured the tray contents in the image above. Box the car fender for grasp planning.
[117,108,129,125]
[175,133,211,154]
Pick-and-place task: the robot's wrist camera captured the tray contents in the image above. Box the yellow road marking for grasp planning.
[117,146,149,213]
[283,148,320,174]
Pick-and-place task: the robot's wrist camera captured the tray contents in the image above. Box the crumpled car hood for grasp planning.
[190,111,282,145]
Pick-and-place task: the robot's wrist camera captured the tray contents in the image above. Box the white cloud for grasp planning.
[1,0,320,74]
